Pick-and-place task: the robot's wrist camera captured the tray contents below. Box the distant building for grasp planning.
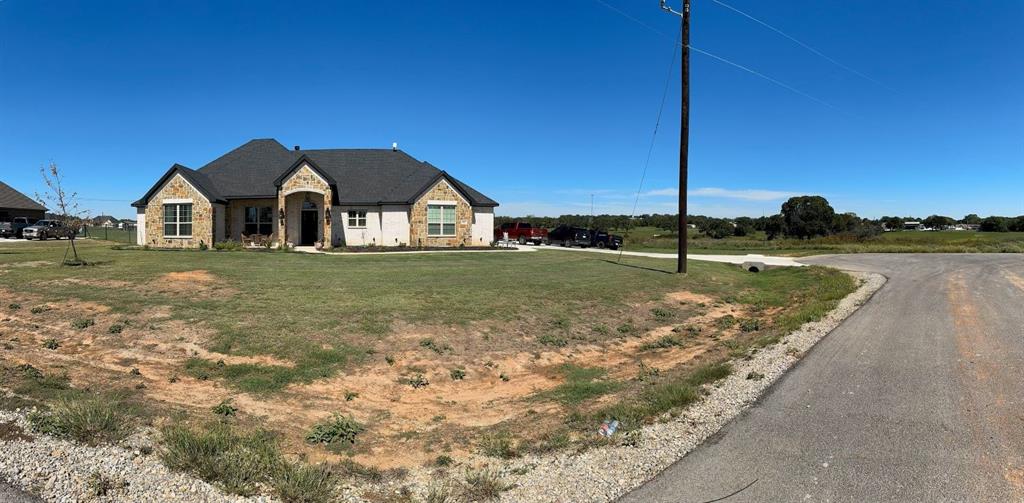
[93,215,120,228]
[903,221,922,230]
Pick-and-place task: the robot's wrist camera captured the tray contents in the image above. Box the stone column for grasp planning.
[277,191,287,247]
[323,189,333,248]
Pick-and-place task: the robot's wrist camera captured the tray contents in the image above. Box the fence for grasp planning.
[79,225,137,244]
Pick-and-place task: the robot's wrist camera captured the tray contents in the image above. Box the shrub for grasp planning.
[616,323,635,335]
[212,399,237,417]
[434,454,454,467]
[43,338,60,350]
[650,307,675,320]
[108,324,124,335]
[213,240,244,251]
[27,395,131,445]
[592,324,610,336]
[426,480,455,503]
[419,338,453,354]
[71,318,95,330]
[407,374,429,389]
[537,334,567,347]
[344,391,359,401]
[450,368,466,381]
[305,414,364,446]
[7,303,20,310]
[384,355,396,366]
[30,306,49,314]
[86,471,125,497]
[499,373,510,382]
[715,315,736,329]
[160,421,280,496]
[272,462,336,503]
[739,318,761,332]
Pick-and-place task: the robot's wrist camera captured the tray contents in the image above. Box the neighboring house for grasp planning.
[118,219,137,230]
[0,180,46,223]
[93,215,120,228]
[131,139,498,249]
[903,221,922,230]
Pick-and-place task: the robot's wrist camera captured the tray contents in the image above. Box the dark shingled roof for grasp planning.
[134,139,497,207]
[0,181,46,211]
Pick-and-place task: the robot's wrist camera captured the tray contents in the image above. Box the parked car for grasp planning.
[8,217,33,238]
[22,220,74,240]
[590,230,623,250]
[548,225,591,247]
[0,221,12,238]
[495,222,549,245]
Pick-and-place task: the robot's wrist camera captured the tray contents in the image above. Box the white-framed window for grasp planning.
[347,210,367,228]
[244,206,273,235]
[163,203,193,238]
[427,204,456,236]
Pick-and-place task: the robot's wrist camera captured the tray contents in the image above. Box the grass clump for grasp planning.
[71,318,95,330]
[406,373,430,389]
[108,323,124,335]
[160,421,281,496]
[650,307,675,320]
[449,368,466,381]
[594,362,733,430]
[7,303,20,310]
[739,318,762,332]
[86,471,125,497]
[537,334,568,347]
[638,334,684,351]
[463,469,513,501]
[478,431,519,459]
[305,413,364,446]
[27,394,132,445]
[434,454,454,467]
[42,338,60,350]
[540,365,620,405]
[272,462,336,503]
[30,306,50,314]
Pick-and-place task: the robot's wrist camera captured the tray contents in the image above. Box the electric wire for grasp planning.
[618,23,681,264]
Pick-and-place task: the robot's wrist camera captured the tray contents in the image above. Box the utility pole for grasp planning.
[660,0,689,274]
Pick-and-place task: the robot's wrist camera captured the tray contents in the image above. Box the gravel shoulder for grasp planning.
[0,271,884,502]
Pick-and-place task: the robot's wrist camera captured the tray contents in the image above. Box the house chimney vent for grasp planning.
[294,145,300,151]
[392,142,398,152]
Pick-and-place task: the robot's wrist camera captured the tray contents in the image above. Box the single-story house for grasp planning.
[0,181,46,223]
[117,219,137,230]
[93,215,120,228]
[132,139,498,249]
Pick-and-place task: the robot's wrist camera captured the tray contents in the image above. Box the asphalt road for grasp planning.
[0,482,38,502]
[622,254,1024,503]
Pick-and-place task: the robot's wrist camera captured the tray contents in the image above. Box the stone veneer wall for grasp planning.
[143,174,213,248]
[277,164,332,247]
[409,180,473,247]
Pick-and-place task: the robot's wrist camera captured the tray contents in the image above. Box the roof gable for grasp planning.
[0,181,47,212]
[138,139,497,208]
[132,164,225,207]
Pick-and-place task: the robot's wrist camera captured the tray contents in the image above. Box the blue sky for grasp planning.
[1,0,1021,219]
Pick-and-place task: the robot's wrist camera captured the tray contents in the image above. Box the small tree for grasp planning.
[36,162,89,265]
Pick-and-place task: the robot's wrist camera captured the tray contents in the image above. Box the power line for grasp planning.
[590,0,841,112]
[709,0,889,89]
[687,44,839,111]
[619,23,681,264]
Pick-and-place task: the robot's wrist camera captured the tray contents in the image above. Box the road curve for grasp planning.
[621,253,1024,503]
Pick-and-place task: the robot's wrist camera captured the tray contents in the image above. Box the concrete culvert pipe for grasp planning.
[741,261,766,273]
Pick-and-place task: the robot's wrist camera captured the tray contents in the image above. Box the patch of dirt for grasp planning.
[1,261,53,269]
[42,278,135,289]
[0,286,752,471]
[0,421,33,442]
[160,270,215,283]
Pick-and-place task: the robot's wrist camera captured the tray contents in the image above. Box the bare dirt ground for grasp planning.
[0,272,759,470]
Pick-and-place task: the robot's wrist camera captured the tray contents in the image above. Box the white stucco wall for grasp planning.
[331,205,411,247]
[471,207,495,246]
[334,206,382,246]
[135,208,146,245]
[381,205,410,246]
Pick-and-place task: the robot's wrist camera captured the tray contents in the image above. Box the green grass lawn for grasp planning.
[0,238,858,480]
[0,239,852,393]
[619,227,1024,255]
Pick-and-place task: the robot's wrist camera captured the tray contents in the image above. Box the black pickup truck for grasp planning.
[590,230,623,250]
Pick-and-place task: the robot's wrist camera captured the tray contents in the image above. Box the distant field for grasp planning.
[619,227,1024,255]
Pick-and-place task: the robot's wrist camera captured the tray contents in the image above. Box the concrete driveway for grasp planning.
[621,253,1024,502]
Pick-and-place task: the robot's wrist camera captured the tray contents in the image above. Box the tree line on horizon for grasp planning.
[495,196,1024,240]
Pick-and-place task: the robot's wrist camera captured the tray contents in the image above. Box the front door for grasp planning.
[300,210,318,245]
